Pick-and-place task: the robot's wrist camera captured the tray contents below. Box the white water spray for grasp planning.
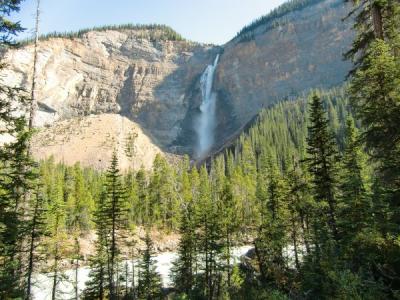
[196,54,220,159]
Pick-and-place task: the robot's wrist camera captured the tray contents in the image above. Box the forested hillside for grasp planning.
[234,0,325,41]
[1,0,400,299]
[32,86,353,237]
[0,86,362,298]
[227,87,351,168]
[20,24,186,45]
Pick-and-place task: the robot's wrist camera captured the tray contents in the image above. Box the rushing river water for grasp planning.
[32,245,253,299]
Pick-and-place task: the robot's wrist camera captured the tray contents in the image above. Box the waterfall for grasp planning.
[196,54,220,159]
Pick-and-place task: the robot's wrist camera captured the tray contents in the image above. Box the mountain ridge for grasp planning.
[0,0,354,169]
[19,24,190,46]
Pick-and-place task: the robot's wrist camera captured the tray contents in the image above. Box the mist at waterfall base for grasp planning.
[195,54,220,160]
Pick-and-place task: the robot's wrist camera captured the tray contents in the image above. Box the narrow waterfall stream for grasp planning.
[196,54,220,159]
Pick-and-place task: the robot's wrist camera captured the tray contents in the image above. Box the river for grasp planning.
[32,245,253,299]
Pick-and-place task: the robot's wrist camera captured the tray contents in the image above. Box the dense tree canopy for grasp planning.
[1,0,400,298]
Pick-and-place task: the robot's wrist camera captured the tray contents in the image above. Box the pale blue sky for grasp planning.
[11,0,287,45]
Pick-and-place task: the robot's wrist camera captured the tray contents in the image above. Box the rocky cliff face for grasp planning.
[210,0,353,149]
[3,27,218,142]
[0,0,354,169]
[1,27,218,168]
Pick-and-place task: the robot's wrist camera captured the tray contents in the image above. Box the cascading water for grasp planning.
[196,54,220,159]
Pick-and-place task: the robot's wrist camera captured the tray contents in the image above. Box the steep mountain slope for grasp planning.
[0,0,354,169]
[1,25,218,168]
[31,114,164,170]
[209,0,353,149]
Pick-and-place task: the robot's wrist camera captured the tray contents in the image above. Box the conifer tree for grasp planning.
[0,118,38,297]
[125,170,139,229]
[149,155,179,230]
[286,158,312,267]
[347,0,400,289]
[298,94,345,298]
[255,153,288,289]
[212,156,240,293]
[137,231,162,300]
[83,191,109,300]
[304,94,340,244]
[172,204,196,296]
[0,3,37,297]
[25,186,47,299]
[346,0,400,68]
[127,240,137,299]
[65,163,94,299]
[338,119,371,248]
[47,173,67,300]
[220,181,238,291]
[349,40,400,231]
[104,152,127,298]
[172,163,197,296]
[197,166,224,300]
[0,1,24,47]
[237,139,258,227]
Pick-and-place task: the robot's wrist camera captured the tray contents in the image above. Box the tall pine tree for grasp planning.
[137,231,162,300]
[104,152,127,298]
[304,94,340,244]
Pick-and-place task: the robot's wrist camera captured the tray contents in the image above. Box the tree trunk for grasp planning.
[26,192,40,299]
[98,264,104,300]
[74,236,80,300]
[254,232,268,284]
[291,213,300,270]
[125,262,129,298]
[132,258,136,299]
[110,184,117,299]
[371,1,384,39]
[74,259,78,300]
[226,230,231,288]
[51,268,58,300]
[116,260,120,299]
[300,211,311,255]
[21,1,41,290]
[209,252,214,300]
[51,215,60,300]
[322,157,339,243]
[327,189,340,242]
[204,216,210,299]
[29,0,40,131]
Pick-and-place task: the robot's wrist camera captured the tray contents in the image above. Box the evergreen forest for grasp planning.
[1,0,400,299]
